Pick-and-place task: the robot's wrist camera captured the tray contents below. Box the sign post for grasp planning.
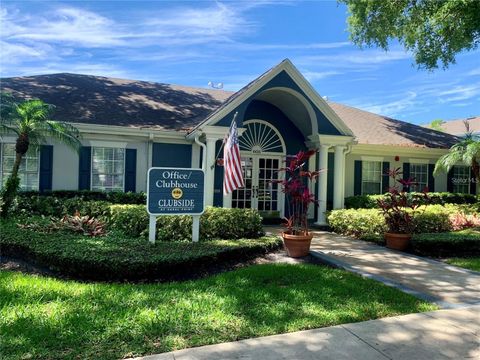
[147,168,205,244]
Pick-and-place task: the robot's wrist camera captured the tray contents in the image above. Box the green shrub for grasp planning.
[63,199,111,218]
[327,208,386,242]
[109,204,149,238]
[412,229,480,257]
[108,205,264,240]
[412,205,454,233]
[344,195,385,209]
[19,190,146,203]
[345,192,477,209]
[327,204,471,240]
[0,218,281,281]
[7,191,146,216]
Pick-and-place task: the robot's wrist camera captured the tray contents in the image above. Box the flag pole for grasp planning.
[211,111,238,169]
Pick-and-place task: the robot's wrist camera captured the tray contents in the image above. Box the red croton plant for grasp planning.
[378,168,430,234]
[274,149,320,235]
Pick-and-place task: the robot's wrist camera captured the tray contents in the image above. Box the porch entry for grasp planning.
[231,119,286,217]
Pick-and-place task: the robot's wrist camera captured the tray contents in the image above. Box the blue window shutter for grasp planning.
[354,160,362,195]
[124,148,137,192]
[39,145,53,192]
[447,169,454,192]
[78,146,91,190]
[428,164,435,192]
[382,162,390,193]
[470,171,476,195]
[403,163,411,191]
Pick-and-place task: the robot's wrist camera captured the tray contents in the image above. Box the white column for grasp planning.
[205,137,217,206]
[223,193,232,208]
[316,144,330,225]
[333,145,346,209]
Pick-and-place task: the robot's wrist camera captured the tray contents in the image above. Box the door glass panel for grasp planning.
[231,156,281,215]
[257,157,280,212]
[232,157,254,209]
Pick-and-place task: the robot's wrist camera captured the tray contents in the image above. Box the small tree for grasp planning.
[430,119,445,132]
[0,98,82,218]
[276,150,320,235]
[434,121,480,183]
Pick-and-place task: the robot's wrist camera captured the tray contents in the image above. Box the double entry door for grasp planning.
[231,155,282,215]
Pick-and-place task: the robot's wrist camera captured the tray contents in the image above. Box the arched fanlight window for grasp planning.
[239,120,286,154]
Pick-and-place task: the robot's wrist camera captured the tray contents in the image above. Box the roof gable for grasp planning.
[188,59,354,137]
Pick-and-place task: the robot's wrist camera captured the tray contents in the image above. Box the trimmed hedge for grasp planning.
[345,192,477,209]
[0,219,281,281]
[412,230,480,257]
[109,205,264,240]
[327,204,465,242]
[9,191,145,216]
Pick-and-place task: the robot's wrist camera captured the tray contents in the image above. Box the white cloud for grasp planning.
[3,7,126,47]
[295,49,411,70]
[468,67,480,76]
[302,70,341,82]
[348,91,418,118]
[438,84,480,103]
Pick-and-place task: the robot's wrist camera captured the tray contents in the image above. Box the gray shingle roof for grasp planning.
[328,102,458,149]
[1,73,233,131]
[1,72,459,148]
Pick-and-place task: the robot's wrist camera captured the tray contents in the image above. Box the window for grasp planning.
[1,144,39,191]
[91,147,125,191]
[362,161,382,194]
[410,163,428,192]
[452,165,471,194]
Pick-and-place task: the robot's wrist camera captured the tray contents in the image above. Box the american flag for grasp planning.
[223,118,244,195]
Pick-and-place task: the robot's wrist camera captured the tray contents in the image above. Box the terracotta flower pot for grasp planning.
[282,231,313,258]
[385,232,412,251]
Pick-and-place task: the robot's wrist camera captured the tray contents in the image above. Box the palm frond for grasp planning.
[36,120,82,152]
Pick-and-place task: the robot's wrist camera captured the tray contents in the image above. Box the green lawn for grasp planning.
[445,257,480,272]
[1,263,436,360]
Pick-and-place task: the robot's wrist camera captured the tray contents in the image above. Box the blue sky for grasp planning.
[1,0,479,124]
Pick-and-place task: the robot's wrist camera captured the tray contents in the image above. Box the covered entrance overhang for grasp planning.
[186,59,356,223]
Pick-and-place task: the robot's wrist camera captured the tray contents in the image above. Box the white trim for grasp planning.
[241,119,287,155]
[409,158,430,164]
[317,134,355,146]
[257,86,318,136]
[89,140,127,148]
[187,59,353,138]
[73,122,187,140]
[361,156,384,162]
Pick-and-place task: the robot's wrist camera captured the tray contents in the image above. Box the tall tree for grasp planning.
[340,0,480,70]
[0,99,81,218]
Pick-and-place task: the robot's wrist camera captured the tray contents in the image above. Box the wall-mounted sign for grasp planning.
[147,168,205,215]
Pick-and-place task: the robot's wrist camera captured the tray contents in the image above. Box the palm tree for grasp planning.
[434,121,480,182]
[0,98,81,217]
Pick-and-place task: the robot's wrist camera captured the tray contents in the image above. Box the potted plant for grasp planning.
[377,168,430,251]
[276,149,320,257]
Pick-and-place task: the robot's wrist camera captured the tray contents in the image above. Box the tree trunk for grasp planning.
[1,141,26,218]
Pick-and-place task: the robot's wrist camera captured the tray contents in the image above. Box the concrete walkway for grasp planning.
[308,231,480,308]
[134,306,480,360]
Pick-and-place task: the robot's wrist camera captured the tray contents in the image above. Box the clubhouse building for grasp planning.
[1,59,468,224]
